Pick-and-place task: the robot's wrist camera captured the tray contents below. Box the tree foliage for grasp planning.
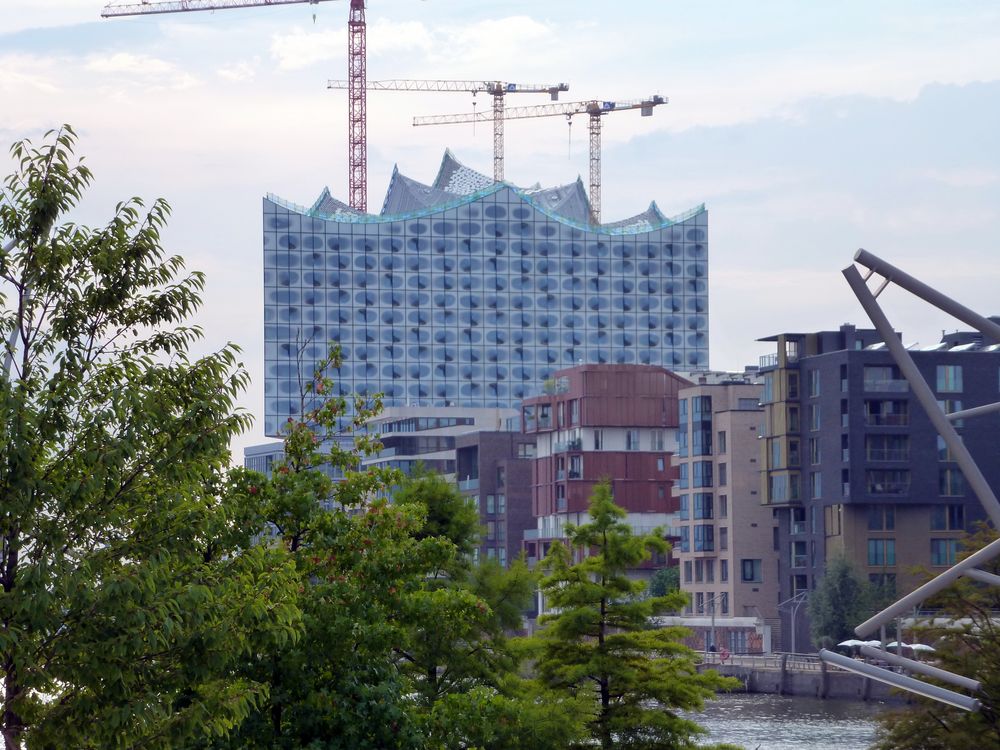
[530,481,737,750]
[0,126,301,750]
[648,565,681,599]
[807,553,890,649]
[873,527,1000,750]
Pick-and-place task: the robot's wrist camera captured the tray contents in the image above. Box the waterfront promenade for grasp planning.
[698,652,906,703]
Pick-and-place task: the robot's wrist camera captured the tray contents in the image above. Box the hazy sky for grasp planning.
[4,1,1000,456]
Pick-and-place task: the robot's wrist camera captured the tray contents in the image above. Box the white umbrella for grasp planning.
[837,639,867,648]
[886,641,908,649]
[910,643,936,653]
[864,640,883,648]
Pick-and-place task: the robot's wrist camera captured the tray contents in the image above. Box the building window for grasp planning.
[679,398,688,421]
[706,559,715,583]
[866,469,910,496]
[865,434,910,462]
[679,526,690,553]
[692,427,712,456]
[498,547,506,567]
[939,468,966,497]
[693,461,713,488]
[569,399,580,425]
[650,429,665,451]
[720,559,729,582]
[486,494,495,513]
[719,527,728,551]
[625,429,640,451]
[936,365,963,393]
[719,495,728,518]
[867,538,896,566]
[931,539,960,566]
[593,429,604,450]
[791,507,807,535]
[693,493,713,519]
[497,494,506,514]
[517,442,536,459]
[792,574,809,595]
[809,404,821,431]
[487,521,496,541]
[770,440,782,470]
[656,456,666,472]
[738,397,759,410]
[864,365,906,391]
[683,560,692,583]
[695,591,704,614]
[810,471,822,499]
[695,559,704,583]
[938,399,964,427]
[678,464,689,490]
[679,494,689,520]
[937,435,956,462]
[741,559,763,583]
[718,462,728,487]
[496,466,506,486]
[717,430,727,454]
[486,547,496,560]
[867,505,895,531]
[787,371,800,399]
[791,541,808,568]
[762,373,774,403]
[694,524,715,552]
[497,524,506,542]
[788,405,800,432]
[931,503,964,531]
[809,369,821,397]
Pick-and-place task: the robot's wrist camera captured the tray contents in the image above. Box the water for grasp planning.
[689,693,887,750]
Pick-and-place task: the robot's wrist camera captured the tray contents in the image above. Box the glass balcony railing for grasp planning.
[863,379,909,393]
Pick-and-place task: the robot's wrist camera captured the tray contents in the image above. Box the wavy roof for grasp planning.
[268,151,704,235]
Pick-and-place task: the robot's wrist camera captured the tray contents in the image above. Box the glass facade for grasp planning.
[263,155,709,436]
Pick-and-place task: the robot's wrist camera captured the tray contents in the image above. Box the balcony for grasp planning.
[867,481,910,496]
[759,353,779,369]
[553,438,583,453]
[523,529,539,540]
[791,555,809,568]
[458,477,479,491]
[791,521,807,535]
[866,448,910,462]
[556,469,566,480]
[568,470,581,479]
[863,379,909,393]
[864,414,909,427]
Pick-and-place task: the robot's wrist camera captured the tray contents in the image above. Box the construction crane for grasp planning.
[327,79,569,182]
[102,0,374,212]
[414,95,666,225]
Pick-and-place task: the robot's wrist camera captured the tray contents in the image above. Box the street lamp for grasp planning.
[777,590,809,654]
[703,592,727,652]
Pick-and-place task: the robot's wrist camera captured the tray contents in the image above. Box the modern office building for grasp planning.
[519,364,689,576]
[262,152,708,436]
[758,324,1000,650]
[672,376,778,654]
[454,431,537,569]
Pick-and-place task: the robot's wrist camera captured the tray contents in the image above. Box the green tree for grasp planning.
[873,528,1000,750]
[530,481,737,749]
[648,565,681,598]
[0,126,301,749]
[807,553,888,649]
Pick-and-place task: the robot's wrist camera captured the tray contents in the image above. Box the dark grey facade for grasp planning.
[759,324,1000,651]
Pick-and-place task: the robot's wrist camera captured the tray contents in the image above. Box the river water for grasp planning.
[689,693,888,749]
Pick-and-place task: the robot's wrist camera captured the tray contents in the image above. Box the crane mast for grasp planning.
[414,95,666,224]
[328,79,568,182]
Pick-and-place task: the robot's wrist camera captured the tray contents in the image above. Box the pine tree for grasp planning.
[530,481,736,749]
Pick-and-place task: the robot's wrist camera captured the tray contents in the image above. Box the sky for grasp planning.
[3,0,1000,458]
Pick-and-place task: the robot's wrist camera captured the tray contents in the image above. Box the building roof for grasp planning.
[267,150,704,236]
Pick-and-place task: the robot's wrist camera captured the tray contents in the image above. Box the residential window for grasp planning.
[867,505,895,531]
[692,427,713,456]
[762,373,774,403]
[864,365,906,391]
[570,399,580,425]
[791,541,808,568]
[497,494,506,514]
[650,429,665,451]
[866,469,910,496]
[809,404,821,431]
[679,494,689,520]
[693,461,713,488]
[487,521,496,541]
[721,559,729,582]
[679,526,690,553]
[693,493,713,519]
[683,560,692,583]
[694,524,715,552]
[940,468,966,497]
[718,463,728,487]
[486,494,496,514]
[717,431,727,454]
[695,592,704,614]
[788,405,801,432]
[496,466,506,486]
[809,369,821,397]
[677,427,689,457]
[931,539,961,566]
[517,442,536,459]
[695,559,704,583]
[931,503,964,531]
[625,429,640,451]
[792,574,809,595]
[865,434,910,462]
[593,429,604,450]
[719,527,728,551]
[936,365,963,393]
[497,525,505,542]
[656,456,666,472]
[679,398,688,421]
[498,547,506,567]
[787,372,800,399]
[719,495,728,518]
[937,435,957,461]
[867,538,896,567]
[770,440,782,470]
[741,559,763,583]
[706,559,715,583]
[678,464,689,490]
[810,471,822,499]
[791,507,807,535]
[938,399,964,427]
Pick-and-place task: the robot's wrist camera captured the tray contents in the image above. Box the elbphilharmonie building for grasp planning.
[262,152,708,436]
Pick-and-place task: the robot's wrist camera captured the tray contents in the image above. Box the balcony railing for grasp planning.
[759,353,779,368]
[863,379,909,393]
[864,414,909,426]
[568,470,581,479]
[553,438,582,452]
[791,522,807,535]
[867,481,910,496]
[458,477,479,491]
[556,469,566,480]
[866,448,910,462]
[791,555,809,568]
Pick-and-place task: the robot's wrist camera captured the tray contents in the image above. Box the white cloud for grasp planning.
[921,167,999,189]
[269,26,339,71]
[217,60,257,82]
[84,52,201,90]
